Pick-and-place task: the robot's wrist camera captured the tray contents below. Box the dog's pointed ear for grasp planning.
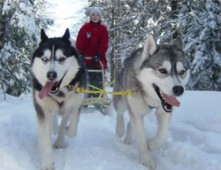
[40,29,49,42]
[174,37,183,50]
[62,28,70,40]
[142,34,158,61]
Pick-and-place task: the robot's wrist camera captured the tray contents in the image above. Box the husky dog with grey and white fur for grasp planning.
[113,34,190,169]
[31,29,87,170]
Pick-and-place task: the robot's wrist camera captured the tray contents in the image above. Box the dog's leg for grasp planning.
[53,115,69,148]
[66,108,80,138]
[116,113,125,137]
[37,115,54,170]
[124,121,133,144]
[52,115,58,135]
[114,96,126,137]
[148,110,171,150]
[130,112,155,169]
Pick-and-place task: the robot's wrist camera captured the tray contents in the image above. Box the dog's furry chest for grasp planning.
[35,89,77,115]
[143,95,160,108]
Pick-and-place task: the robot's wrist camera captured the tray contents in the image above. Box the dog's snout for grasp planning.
[173,86,184,96]
[47,71,57,81]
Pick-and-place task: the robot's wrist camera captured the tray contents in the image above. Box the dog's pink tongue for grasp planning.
[38,82,55,99]
[162,93,180,107]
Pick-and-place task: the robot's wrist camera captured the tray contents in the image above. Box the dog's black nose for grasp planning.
[47,71,57,81]
[173,86,184,96]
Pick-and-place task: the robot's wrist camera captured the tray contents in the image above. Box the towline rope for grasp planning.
[67,85,137,96]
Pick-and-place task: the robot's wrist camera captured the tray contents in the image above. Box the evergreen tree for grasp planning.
[177,0,221,90]
[0,0,48,96]
[0,0,5,50]
[91,0,221,91]
[92,0,155,81]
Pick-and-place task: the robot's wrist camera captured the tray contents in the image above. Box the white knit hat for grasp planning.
[85,7,102,17]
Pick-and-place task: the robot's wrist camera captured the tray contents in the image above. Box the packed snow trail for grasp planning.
[0,91,221,170]
[1,0,221,169]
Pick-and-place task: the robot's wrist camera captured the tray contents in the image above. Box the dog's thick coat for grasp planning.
[113,34,190,169]
[31,29,87,170]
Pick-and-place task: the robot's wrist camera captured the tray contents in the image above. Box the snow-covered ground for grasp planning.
[0,91,221,170]
[0,1,220,170]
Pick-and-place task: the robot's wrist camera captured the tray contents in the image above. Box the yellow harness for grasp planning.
[67,85,137,96]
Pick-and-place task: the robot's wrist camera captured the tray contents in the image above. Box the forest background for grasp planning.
[0,0,221,97]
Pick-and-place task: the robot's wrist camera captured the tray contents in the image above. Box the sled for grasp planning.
[83,57,112,114]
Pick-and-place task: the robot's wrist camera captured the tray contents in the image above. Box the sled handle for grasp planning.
[84,56,105,90]
[84,56,104,71]
[85,56,92,60]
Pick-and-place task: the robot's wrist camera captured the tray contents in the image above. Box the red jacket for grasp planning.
[76,21,109,69]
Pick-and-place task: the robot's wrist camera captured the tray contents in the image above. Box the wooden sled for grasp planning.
[83,57,112,114]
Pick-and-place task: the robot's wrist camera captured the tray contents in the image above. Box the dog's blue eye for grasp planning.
[179,70,186,76]
[41,57,49,63]
[58,57,66,63]
[159,69,167,74]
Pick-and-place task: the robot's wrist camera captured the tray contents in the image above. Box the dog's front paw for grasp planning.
[141,158,156,170]
[53,139,67,149]
[40,162,55,170]
[148,138,164,151]
[41,168,54,170]
[65,126,77,138]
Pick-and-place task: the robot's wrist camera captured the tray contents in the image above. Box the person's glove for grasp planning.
[92,54,102,62]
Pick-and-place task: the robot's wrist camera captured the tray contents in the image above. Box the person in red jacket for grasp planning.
[76,6,109,100]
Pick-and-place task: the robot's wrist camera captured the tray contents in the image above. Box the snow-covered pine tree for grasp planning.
[76,0,221,90]
[0,0,48,96]
[178,0,221,90]
[105,0,221,90]
[0,0,5,50]
[92,0,155,82]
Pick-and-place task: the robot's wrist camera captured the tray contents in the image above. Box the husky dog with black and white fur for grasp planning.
[31,28,87,170]
[113,34,190,169]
